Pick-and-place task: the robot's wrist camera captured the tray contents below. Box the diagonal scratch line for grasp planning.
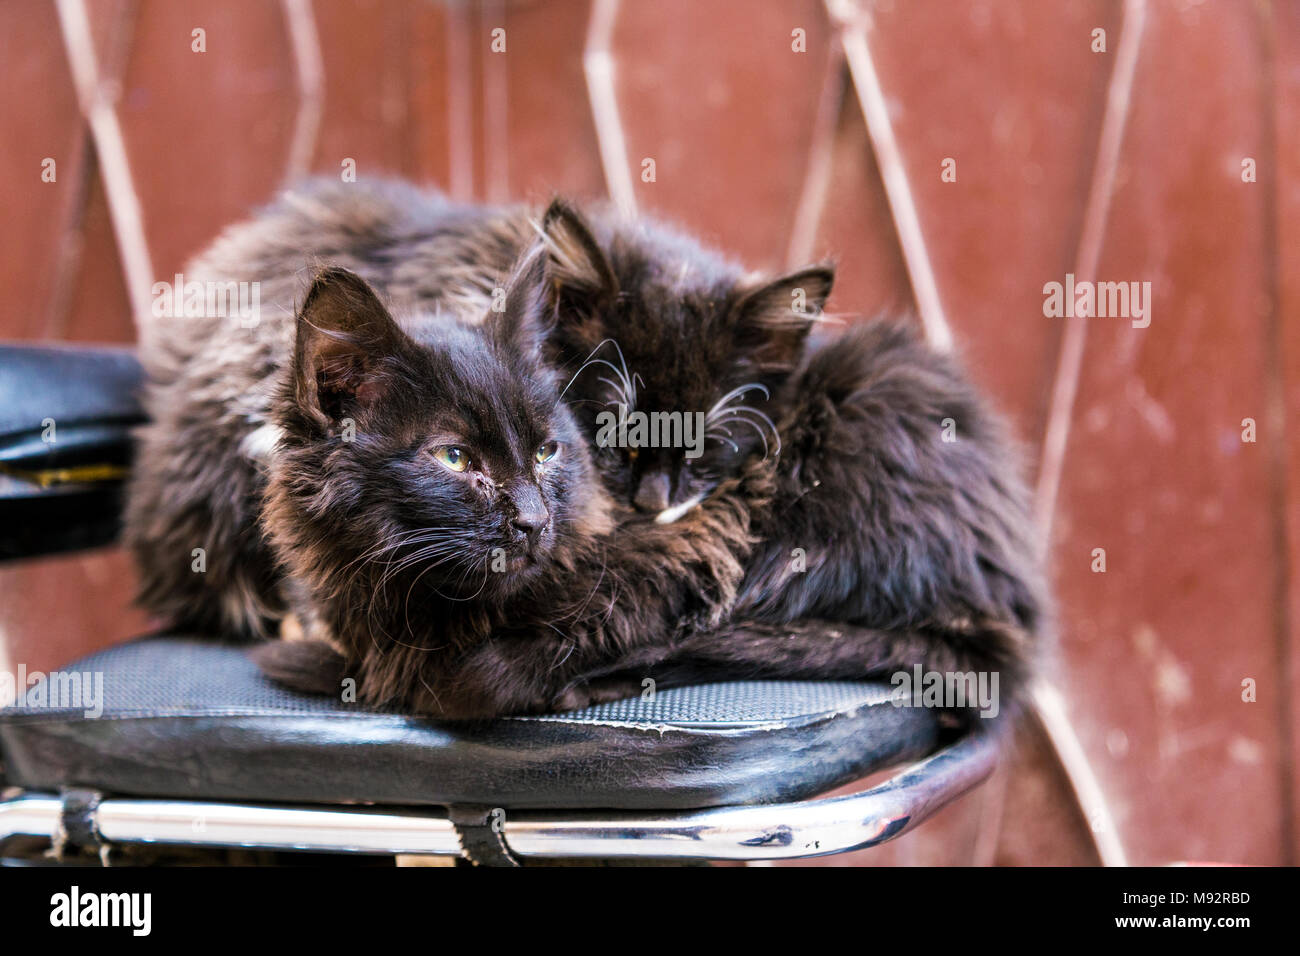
[483,0,510,200]
[584,0,636,218]
[1034,0,1147,548]
[281,0,324,184]
[446,0,474,199]
[835,1,952,352]
[54,0,155,325]
[48,0,138,340]
[787,33,847,269]
[1032,681,1129,867]
[1029,0,1149,872]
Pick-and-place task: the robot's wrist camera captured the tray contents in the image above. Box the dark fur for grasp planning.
[127,179,1046,721]
[125,181,538,641]
[256,262,756,716]
[536,204,1048,715]
[125,180,758,715]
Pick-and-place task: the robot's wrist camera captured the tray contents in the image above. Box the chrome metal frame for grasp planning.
[0,733,995,863]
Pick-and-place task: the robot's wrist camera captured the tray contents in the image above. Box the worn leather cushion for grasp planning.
[0,636,940,810]
[0,344,143,470]
[0,344,145,560]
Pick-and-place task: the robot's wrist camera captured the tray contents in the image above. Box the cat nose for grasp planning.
[509,483,549,544]
[511,509,548,543]
[633,472,671,513]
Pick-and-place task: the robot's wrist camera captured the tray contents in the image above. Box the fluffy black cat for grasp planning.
[251,262,759,716]
[126,179,1045,719]
[535,202,1048,710]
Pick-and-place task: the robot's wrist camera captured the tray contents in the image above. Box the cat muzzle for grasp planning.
[633,471,671,513]
[510,510,548,546]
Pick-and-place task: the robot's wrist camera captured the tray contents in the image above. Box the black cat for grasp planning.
[535,202,1048,712]
[126,179,1045,719]
[254,262,757,717]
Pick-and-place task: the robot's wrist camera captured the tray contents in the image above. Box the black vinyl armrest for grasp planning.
[0,344,145,561]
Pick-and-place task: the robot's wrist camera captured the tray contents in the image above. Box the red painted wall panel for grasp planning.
[0,0,1293,866]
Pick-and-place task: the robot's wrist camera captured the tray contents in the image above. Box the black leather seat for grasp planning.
[0,343,951,838]
[0,636,939,811]
[0,343,145,560]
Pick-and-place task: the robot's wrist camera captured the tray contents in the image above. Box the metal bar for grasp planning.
[584,0,636,218]
[281,0,324,183]
[833,2,953,353]
[97,801,463,856]
[786,35,847,270]
[54,0,156,325]
[1034,0,1148,547]
[1029,0,1149,872]
[0,794,61,842]
[0,734,995,862]
[505,732,997,860]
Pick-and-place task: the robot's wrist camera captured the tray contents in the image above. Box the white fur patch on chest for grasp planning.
[241,421,285,463]
[655,494,704,525]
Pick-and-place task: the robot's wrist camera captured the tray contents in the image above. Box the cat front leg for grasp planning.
[548,675,647,712]
[415,635,649,718]
[396,638,562,718]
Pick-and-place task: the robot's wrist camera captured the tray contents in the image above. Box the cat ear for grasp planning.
[731,265,835,373]
[488,199,617,355]
[293,267,412,427]
[487,246,550,358]
[537,198,618,314]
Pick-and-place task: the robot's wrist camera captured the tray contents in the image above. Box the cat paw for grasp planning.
[548,677,644,712]
[279,612,304,642]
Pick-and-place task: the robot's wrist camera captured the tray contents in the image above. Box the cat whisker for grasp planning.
[547,548,610,628]
[402,552,485,636]
[595,376,632,409]
[427,551,493,604]
[603,338,638,409]
[709,402,780,452]
[558,342,613,398]
[339,531,453,596]
[560,339,635,408]
[372,540,469,594]
[339,528,440,572]
[571,358,634,407]
[711,419,766,458]
[417,671,443,713]
[552,638,577,670]
[376,555,452,603]
[366,543,477,643]
[708,408,780,458]
[566,398,609,411]
[380,543,462,580]
[705,425,740,454]
[705,383,770,423]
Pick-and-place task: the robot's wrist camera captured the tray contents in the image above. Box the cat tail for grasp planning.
[252,638,349,699]
[658,618,1033,724]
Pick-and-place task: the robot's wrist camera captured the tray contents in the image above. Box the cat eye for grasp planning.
[433,446,469,472]
[535,441,560,464]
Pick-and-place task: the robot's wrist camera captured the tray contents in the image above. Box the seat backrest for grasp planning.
[0,344,144,561]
